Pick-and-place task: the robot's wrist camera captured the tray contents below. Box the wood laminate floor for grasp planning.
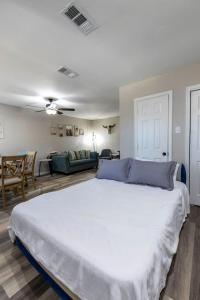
[0,171,199,300]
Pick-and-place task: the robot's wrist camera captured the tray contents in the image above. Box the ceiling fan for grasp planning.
[26,98,75,115]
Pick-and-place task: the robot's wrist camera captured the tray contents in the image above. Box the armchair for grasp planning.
[99,149,112,160]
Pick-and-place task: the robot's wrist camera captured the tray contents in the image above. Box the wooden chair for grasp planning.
[24,151,37,189]
[0,155,26,209]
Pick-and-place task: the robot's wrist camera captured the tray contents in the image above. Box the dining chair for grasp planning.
[0,155,26,209]
[24,151,37,189]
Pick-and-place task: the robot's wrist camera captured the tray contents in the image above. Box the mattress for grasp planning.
[9,179,190,300]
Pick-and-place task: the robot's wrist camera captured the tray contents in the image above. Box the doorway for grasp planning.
[134,91,172,161]
[187,87,200,205]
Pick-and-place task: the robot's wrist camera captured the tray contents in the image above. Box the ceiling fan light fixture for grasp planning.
[46,108,57,115]
[26,98,75,115]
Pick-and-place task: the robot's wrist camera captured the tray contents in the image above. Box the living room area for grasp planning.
[0,101,120,209]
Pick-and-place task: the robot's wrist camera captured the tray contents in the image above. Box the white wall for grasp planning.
[91,116,120,153]
[120,62,200,163]
[0,103,92,174]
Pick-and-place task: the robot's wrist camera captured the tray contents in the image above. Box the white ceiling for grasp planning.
[0,0,200,119]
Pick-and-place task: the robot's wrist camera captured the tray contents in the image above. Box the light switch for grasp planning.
[175,126,181,134]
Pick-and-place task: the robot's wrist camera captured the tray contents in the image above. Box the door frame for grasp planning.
[186,84,200,190]
[133,90,173,161]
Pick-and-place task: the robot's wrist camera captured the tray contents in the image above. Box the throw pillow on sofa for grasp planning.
[69,150,76,161]
[85,150,91,159]
[79,150,86,159]
[75,151,81,160]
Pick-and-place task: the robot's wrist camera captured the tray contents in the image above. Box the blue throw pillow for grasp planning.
[96,158,130,182]
[127,159,176,191]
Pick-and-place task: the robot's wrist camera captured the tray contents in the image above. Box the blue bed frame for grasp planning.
[15,237,72,300]
[180,164,186,184]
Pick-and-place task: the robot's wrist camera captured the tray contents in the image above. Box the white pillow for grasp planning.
[173,163,180,183]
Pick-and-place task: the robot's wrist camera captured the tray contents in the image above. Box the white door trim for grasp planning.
[133,90,173,160]
[186,84,200,189]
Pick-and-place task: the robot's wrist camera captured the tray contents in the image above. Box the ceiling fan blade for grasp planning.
[58,108,75,111]
[57,111,63,115]
[35,110,45,112]
[26,105,43,108]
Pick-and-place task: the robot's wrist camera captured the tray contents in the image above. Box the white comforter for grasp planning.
[9,179,190,300]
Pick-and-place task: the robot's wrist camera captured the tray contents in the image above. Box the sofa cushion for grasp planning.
[70,159,94,166]
[79,150,86,159]
[75,151,81,160]
[85,150,91,159]
[68,150,76,161]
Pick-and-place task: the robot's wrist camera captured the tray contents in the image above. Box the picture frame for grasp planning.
[0,121,4,139]
[57,124,64,137]
[79,128,84,135]
[66,125,74,136]
[50,127,57,136]
[74,126,79,136]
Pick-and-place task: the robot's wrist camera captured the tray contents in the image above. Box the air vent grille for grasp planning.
[61,2,98,35]
[64,5,80,19]
[74,14,87,26]
[57,66,78,78]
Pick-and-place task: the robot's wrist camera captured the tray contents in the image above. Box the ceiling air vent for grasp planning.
[61,2,98,35]
[57,66,78,78]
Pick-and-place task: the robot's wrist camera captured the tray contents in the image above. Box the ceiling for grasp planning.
[0,0,200,119]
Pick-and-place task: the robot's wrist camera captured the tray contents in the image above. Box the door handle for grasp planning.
[162,152,167,157]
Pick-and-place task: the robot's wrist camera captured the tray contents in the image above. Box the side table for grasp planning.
[39,159,53,177]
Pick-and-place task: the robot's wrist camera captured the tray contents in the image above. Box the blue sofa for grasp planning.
[51,151,98,175]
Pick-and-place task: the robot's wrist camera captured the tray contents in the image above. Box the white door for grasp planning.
[134,92,172,162]
[190,90,200,205]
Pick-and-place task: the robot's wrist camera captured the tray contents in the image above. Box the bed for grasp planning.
[9,177,189,300]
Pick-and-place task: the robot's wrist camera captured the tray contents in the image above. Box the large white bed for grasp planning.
[9,178,189,300]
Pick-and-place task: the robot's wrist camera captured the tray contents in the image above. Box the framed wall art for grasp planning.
[66,125,74,136]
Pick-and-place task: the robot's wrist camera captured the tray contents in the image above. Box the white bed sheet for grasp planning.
[9,179,190,300]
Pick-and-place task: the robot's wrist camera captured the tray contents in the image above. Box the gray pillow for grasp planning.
[127,159,176,191]
[96,158,130,182]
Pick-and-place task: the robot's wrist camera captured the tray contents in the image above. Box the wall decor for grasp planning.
[79,128,84,135]
[74,126,79,136]
[92,132,96,151]
[0,121,4,139]
[57,124,64,137]
[50,127,57,135]
[102,124,116,134]
[66,125,74,136]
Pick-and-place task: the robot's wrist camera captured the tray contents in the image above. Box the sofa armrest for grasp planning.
[52,155,70,173]
[90,151,99,161]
